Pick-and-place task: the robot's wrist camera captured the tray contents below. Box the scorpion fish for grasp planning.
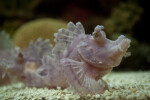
[0,22,131,95]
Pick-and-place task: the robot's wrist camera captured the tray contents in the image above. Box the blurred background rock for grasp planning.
[0,0,149,71]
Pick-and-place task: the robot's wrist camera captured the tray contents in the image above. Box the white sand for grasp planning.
[0,71,150,100]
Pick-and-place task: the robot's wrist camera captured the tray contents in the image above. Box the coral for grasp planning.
[0,22,130,95]
[13,18,67,49]
[103,2,143,36]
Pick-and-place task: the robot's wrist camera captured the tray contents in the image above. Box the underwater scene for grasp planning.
[0,0,150,100]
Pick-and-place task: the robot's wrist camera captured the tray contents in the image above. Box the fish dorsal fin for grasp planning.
[52,22,85,58]
[23,38,53,64]
[61,58,107,95]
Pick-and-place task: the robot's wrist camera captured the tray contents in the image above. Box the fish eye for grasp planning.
[93,31,102,41]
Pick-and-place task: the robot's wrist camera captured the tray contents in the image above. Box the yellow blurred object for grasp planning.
[13,18,67,49]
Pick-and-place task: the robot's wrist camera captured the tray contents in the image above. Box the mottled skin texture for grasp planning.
[60,24,130,94]
[0,22,131,95]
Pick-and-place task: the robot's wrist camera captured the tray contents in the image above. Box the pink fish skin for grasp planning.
[0,22,131,95]
[59,22,131,95]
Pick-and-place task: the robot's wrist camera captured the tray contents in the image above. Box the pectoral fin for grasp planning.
[61,58,108,95]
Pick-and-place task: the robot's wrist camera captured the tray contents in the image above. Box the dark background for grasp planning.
[0,0,149,71]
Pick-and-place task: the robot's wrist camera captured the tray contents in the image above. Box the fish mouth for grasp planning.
[116,35,131,52]
[111,35,131,54]
[109,35,131,66]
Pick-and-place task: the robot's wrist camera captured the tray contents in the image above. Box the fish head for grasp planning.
[78,25,131,69]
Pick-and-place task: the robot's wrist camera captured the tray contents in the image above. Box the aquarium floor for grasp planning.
[0,71,150,100]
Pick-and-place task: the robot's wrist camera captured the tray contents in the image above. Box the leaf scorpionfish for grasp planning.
[0,22,131,95]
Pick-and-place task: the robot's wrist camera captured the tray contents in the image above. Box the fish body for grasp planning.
[0,22,131,95]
